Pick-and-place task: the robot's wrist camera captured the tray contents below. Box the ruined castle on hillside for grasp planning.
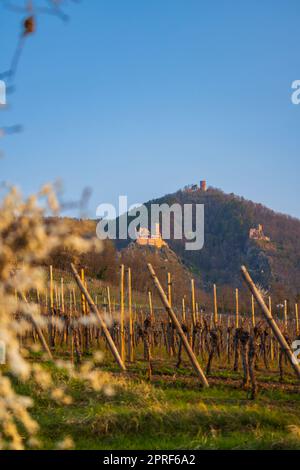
[184,180,207,193]
[249,224,270,242]
[135,181,208,249]
[136,223,167,249]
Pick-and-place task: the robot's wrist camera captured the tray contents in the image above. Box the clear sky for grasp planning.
[1,0,300,218]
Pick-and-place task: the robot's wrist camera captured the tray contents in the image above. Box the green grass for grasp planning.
[10,359,300,450]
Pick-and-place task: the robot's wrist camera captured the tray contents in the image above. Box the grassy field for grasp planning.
[11,357,300,450]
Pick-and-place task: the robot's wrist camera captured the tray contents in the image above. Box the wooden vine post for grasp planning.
[55,284,59,309]
[81,268,90,351]
[148,290,154,321]
[127,267,134,362]
[268,296,274,361]
[182,297,186,322]
[167,272,172,307]
[107,286,112,318]
[241,265,300,380]
[284,300,288,329]
[61,277,65,314]
[49,265,54,309]
[147,264,209,387]
[235,288,239,329]
[196,302,199,323]
[296,304,299,335]
[120,264,126,362]
[69,289,74,363]
[81,269,86,315]
[251,295,255,327]
[48,265,55,348]
[167,272,174,357]
[70,263,126,371]
[191,279,196,326]
[213,284,218,326]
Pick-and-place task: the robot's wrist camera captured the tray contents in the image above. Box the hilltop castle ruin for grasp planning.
[136,223,167,249]
[184,180,207,193]
[249,224,270,242]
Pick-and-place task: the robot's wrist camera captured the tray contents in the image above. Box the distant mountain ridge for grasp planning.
[116,187,300,299]
[51,187,300,301]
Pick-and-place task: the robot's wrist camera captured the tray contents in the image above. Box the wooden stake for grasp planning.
[71,263,126,371]
[296,303,299,335]
[284,300,288,329]
[191,279,196,326]
[213,284,218,326]
[196,302,199,322]
[147,264,209,387]
[84,280,89,314]
[68,289,74,360]
[241,265,300,380]
[49,265,54,309]
[55,284,59,309]
[148,290,154,321]
[128,267,134,362]
[81,269,86,315]
[61,277,65,314]
[269,297,274,361]
[120,264,125,362]
[167,272,172,307]
[167,272,174,356]
[251,295,255,327]
[107,286,112,318]
[235,288,239,328]
[182,297,186,322]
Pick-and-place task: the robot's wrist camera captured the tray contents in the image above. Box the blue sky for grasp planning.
[1,0,300,218]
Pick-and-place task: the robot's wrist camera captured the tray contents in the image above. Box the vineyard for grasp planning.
[1,0,300,457]
[19,262,300,385]
[9,261,300,449]
[1,196,299,450]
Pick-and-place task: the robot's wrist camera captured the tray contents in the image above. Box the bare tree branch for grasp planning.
[0,0,80,150]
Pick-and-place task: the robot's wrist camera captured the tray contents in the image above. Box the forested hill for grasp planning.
[116,187,300,299]
[49,187,300,301]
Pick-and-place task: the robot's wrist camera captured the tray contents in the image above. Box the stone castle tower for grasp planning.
[136,223,167,249]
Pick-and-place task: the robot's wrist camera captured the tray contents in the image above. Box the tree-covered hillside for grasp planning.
[116,187,300,301]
